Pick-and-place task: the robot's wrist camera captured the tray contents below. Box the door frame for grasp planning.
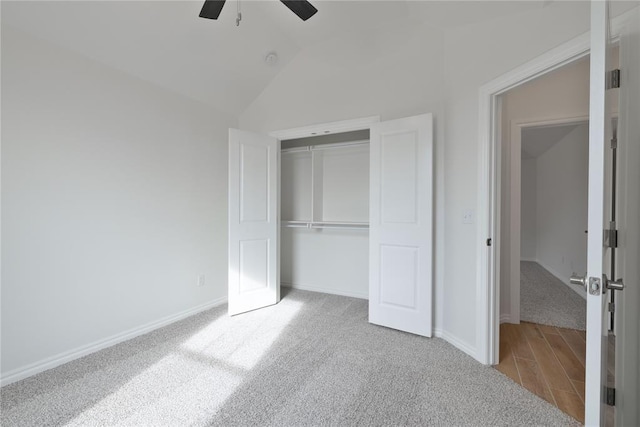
[507,115,590,325]
[477,11,633,366]
[477,31,590,365]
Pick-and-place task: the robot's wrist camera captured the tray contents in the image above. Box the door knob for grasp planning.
[570,273,587,290]
[604,274,625,291]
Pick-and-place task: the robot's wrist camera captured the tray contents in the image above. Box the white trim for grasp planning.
[281,282,368,300]
[270,116,380,140]
[434,328,477,357]
[0,297,227,386]
[520,257,538,262]
[477,9,634,366]
[499,314,512,324]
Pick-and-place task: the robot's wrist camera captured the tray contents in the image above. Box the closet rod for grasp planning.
[281,221,369,230]
[310,225,369,231]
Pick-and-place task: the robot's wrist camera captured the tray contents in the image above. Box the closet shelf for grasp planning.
[281,220,369,230]
[281,139,369,153]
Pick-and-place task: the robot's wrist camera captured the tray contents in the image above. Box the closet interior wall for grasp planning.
[280,130,370,299]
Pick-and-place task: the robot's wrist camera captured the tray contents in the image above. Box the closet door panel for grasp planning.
[380,132,418,224]
[240,144,270,222]
[229,128,279,316]
[369,114,433,337]
[379,244,419,309]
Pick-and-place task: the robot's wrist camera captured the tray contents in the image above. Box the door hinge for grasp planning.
[607,69,621,89]
[486,238,492,247]
[604,228,618,248]
[606,387,616,406]
[608,302,615,312]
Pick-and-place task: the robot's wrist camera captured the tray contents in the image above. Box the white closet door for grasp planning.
[228,129,279,316]
[369,114,433,337]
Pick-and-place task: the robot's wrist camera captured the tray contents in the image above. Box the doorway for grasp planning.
[479,6,639,426]
[494,54,593,423]
[517,120,589,330]
[497,119,591,422]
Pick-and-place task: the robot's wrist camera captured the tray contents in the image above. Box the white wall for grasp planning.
[240,21,448,334]
[1,27,235,381]
[281,229,369,298]
[443,0,594,349]
[534,124,589,287]
[520,158,537,261]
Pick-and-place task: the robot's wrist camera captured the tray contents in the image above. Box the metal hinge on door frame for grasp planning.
[607,69,621,89]
[604,227,618,248]
[606,387,616,406]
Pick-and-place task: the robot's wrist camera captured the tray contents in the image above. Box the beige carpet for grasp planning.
[520,261,587,330]
[2,289,579,426]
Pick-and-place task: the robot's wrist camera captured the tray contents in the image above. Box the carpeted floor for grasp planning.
[520,261,587,331]
[2,289,579,426]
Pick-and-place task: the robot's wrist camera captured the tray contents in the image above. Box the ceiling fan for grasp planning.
[199,0,318,22]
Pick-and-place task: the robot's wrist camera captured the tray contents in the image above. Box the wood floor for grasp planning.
[496,322,586,423]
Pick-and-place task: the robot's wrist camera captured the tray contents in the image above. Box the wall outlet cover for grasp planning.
[463,209,475,224]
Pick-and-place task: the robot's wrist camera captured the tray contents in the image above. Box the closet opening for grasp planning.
[279,129,371,300]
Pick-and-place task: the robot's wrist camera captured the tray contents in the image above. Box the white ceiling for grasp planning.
[2,1,555,115]
[522,123,584,159]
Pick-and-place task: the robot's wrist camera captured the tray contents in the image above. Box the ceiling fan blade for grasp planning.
[199,0,226,19]
[280,0,317,21]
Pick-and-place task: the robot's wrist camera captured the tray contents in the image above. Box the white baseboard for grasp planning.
[520,257,537,262]
[434,328,477,359]
[534,259,587,301]
[500,314,511,324]
[281,282,368,300]
[0,296,227,387]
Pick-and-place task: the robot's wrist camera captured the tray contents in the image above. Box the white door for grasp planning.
[616,6,640,427]
[369,113,433,337]
[228,129,279,316]
[584,1,616,424]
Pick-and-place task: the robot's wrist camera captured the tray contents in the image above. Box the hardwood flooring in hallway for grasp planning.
[496,322,586,423]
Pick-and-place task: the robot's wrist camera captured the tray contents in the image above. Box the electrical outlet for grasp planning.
[197,275,205,287]
[463,209,474,224]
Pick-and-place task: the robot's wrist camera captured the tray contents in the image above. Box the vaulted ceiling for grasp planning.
[1,1,577,115]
